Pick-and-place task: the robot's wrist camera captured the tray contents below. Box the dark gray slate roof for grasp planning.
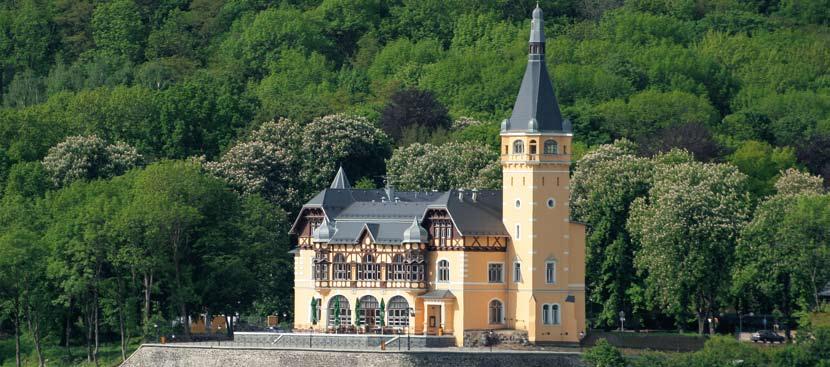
[502,5,568,134]
[292,179,508,244]
[419,289,456,300]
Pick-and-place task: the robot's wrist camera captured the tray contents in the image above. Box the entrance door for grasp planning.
[427,305,442,335]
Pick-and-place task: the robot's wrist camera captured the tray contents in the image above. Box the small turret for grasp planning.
[402,217,428,244]
[312,217,335,242]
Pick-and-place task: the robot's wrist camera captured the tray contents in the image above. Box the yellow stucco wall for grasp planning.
[292,133,586,346]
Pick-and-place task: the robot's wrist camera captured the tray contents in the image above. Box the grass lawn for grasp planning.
[0,336,141,367]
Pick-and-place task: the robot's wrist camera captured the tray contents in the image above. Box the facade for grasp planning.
[291,5,586,346]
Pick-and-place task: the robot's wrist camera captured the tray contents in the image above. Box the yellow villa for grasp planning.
[291,5,586,346]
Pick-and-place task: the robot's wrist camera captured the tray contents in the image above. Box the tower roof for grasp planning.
[503,5,568,134]
[330,166,351,189]
[402,217,429,243]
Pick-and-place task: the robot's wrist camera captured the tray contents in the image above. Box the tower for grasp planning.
[501,5,586,343]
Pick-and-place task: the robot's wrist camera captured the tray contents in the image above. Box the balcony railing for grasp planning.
[502,153,568,162]
[314,263,426,289]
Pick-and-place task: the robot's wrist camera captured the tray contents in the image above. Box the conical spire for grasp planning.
[502,5,567,133]
[330,166,351,189]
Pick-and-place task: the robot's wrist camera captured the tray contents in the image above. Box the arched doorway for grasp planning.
[387,296,410,328]
[359,295,379,326]
[327,295,351,327]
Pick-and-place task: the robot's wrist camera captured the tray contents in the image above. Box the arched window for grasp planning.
[513,140,524,154]
[544,140,558,154]
[327,295,351,326]
[387,296,410,328]
[359,254,379,280]
[333,253,350,280]
[437,260,449,283]
[489,299,504,324]
[359,295,379,326]
[529,140,537,154]
[552,304,561,325]
[542,304,550,324]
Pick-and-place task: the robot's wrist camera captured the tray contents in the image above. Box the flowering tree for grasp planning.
[628,157,750,335]
[385,142,500,191]
[570,139,654,328]
[42,135,142,187]
[733,169,829,339]
[206,114,390,210]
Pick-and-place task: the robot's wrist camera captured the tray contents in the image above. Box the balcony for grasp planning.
[313,263,427,289]
[501,153,568,163]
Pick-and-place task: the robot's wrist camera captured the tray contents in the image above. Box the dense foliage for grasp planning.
[0,0,829,365]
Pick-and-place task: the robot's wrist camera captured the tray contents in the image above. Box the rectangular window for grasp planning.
[488,263,504,283]
[513,262,521,283]
[545,261,556,284]
[515,224,520,239]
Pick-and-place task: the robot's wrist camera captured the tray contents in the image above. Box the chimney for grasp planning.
[394,196,400,203]
[472,188,478,202]
[458,188,465,202]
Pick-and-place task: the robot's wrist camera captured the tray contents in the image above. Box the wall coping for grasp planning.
[138,343,582,356]
[234,332,455,339]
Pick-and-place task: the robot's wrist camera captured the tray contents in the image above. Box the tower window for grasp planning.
[547,198,556,208]
[515,199,521,208]
[513,261,522,283]
[488,263,504,283]
[544,140,558,154]
[546,261,556,284]
[437,260,450,283]
[515,224,521,239]
[513,140,524,154]
[529,140,537,154]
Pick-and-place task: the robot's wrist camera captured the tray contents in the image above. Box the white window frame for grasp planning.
[488,298,505,325]
[551,303,561,325]
[436,259,450,283]
[545,261,556,284]
[488,262,504,283]
[513,261,522,283]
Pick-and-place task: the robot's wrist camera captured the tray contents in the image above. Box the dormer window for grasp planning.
[513,140,524,154]
[544,140,558,154]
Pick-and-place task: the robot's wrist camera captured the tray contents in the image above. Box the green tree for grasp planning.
[571,139,653,328]
[583,339,627,367]
[91,0,144,61]
[728,140,797,200]
[386,142,500,191]
[41,135,142,187]
[629,156,750,334]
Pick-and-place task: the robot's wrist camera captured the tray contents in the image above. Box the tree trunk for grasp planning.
[172,231,191,340]
[14,294,21,367]
[118,276,127,361]
[86,303,93,363]
[697,311,704,335]
[93,283,100,366]
[143,271,153,325]
[25,297,45,367]
[64,296,73,360]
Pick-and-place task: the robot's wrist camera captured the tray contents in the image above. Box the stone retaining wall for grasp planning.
[233,332,456,348]
[122,345,585,367]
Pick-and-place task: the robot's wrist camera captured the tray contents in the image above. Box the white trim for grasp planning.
[513,261,522,283]
[436,258,450,283]
[487,262,505,284]
[545,260,556,284]
[487,297,505,325]
[546,197,556,208]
